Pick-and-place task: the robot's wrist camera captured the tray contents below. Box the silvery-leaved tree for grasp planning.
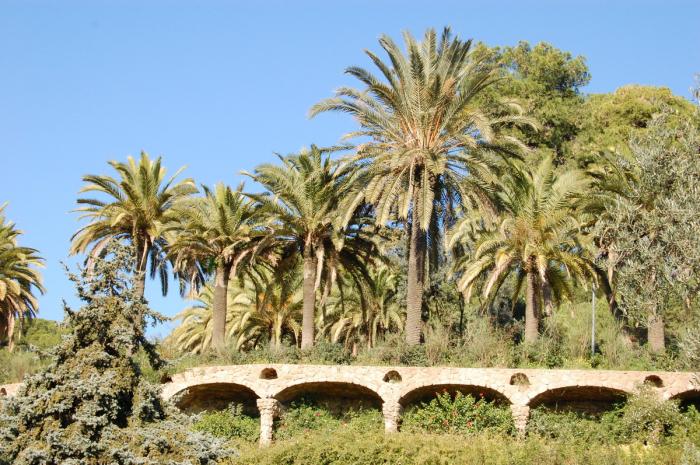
[0,244,228,465]
[597,113,700,353]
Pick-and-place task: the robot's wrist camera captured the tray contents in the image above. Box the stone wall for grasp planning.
[3,366,698,446]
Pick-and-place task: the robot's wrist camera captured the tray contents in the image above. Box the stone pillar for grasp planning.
[382,401,403,433]
[257,398,280,447]
[510,404,530,435]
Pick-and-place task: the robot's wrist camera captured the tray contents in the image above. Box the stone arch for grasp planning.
[399,384,511,408]
[172,382,261,415]
[0,387,5,397]
[528,385,629,415]
[273,381,384,412]
[669,389,700,411]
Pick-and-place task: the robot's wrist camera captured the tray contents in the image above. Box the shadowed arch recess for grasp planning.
[173,382,260,415]
[670,389,700,411]
[399,384,511,407]
[528,385,628,414]
[273,381,384,411]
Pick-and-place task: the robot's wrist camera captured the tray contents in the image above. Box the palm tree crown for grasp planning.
[71,152,197,298]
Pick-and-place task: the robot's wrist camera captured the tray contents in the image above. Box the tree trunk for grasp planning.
[211,262,232,353]
[647,313,665,353]
[133,238,148,301]
[6,312,15,352]
[301,247,317,350]
[524,272,539,344]
[405,207,427,345]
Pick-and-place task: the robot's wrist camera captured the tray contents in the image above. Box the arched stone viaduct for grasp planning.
[161,365,699,445]
[3,365,698,446]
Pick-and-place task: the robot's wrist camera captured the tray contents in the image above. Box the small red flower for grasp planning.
[315,412,321,417]
[442,419,449,427]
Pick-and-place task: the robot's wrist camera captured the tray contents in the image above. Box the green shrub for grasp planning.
[193,404,259,443]
[274,400,382,440]
[615,387,685,444]
[402,392,514,435]
[527,408,617,443]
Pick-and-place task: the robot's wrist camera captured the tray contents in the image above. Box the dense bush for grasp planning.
[227,430,696,465]
[193,404,259,443]
[402,392,514,435]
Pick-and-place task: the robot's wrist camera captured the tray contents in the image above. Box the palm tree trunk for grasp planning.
[405,207,427,345]
[133,237,148,301]
[524,272,539,344]
[212,262,232,353]
[647,313,665,353]
[6,312,15,352]
[301,247,317,349]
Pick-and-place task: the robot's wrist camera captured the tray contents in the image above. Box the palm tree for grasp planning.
[449,156,599,343]
[244,145,379,349]
[310,27,534,344]
[0,205,45,351]
[229,264,303,350]
[71,152,197,299]
[167,283,252,355]
[323,266,402,354]
[167,183,272,352]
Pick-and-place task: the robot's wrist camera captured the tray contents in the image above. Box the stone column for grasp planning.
[257,398,280,447]
[382,401,403,433]
[510,404,530,435]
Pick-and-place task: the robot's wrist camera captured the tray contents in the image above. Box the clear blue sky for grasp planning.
[1,0,698,337]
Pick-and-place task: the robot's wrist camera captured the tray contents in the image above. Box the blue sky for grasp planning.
[1,0,698,337]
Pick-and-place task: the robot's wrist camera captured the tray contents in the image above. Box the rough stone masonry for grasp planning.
[2,365,698,447]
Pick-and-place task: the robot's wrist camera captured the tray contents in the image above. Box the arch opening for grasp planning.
[528,386,628,416]
[173,382,260,415]
[260,368,278,380]
[0,388,6,397]
[400,384,510,408]
[510,373,530,386]
[670,389,700,412]
[383,370,402,383]
[643,375,663,388]
[274,381,383,413]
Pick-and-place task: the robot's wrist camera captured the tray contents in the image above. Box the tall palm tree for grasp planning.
[71,152,197,299]
[167,183,272,352]
[244,145,379,349]
[449,156,599,343]
[0,205,45,351]
[310,27,534,344]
